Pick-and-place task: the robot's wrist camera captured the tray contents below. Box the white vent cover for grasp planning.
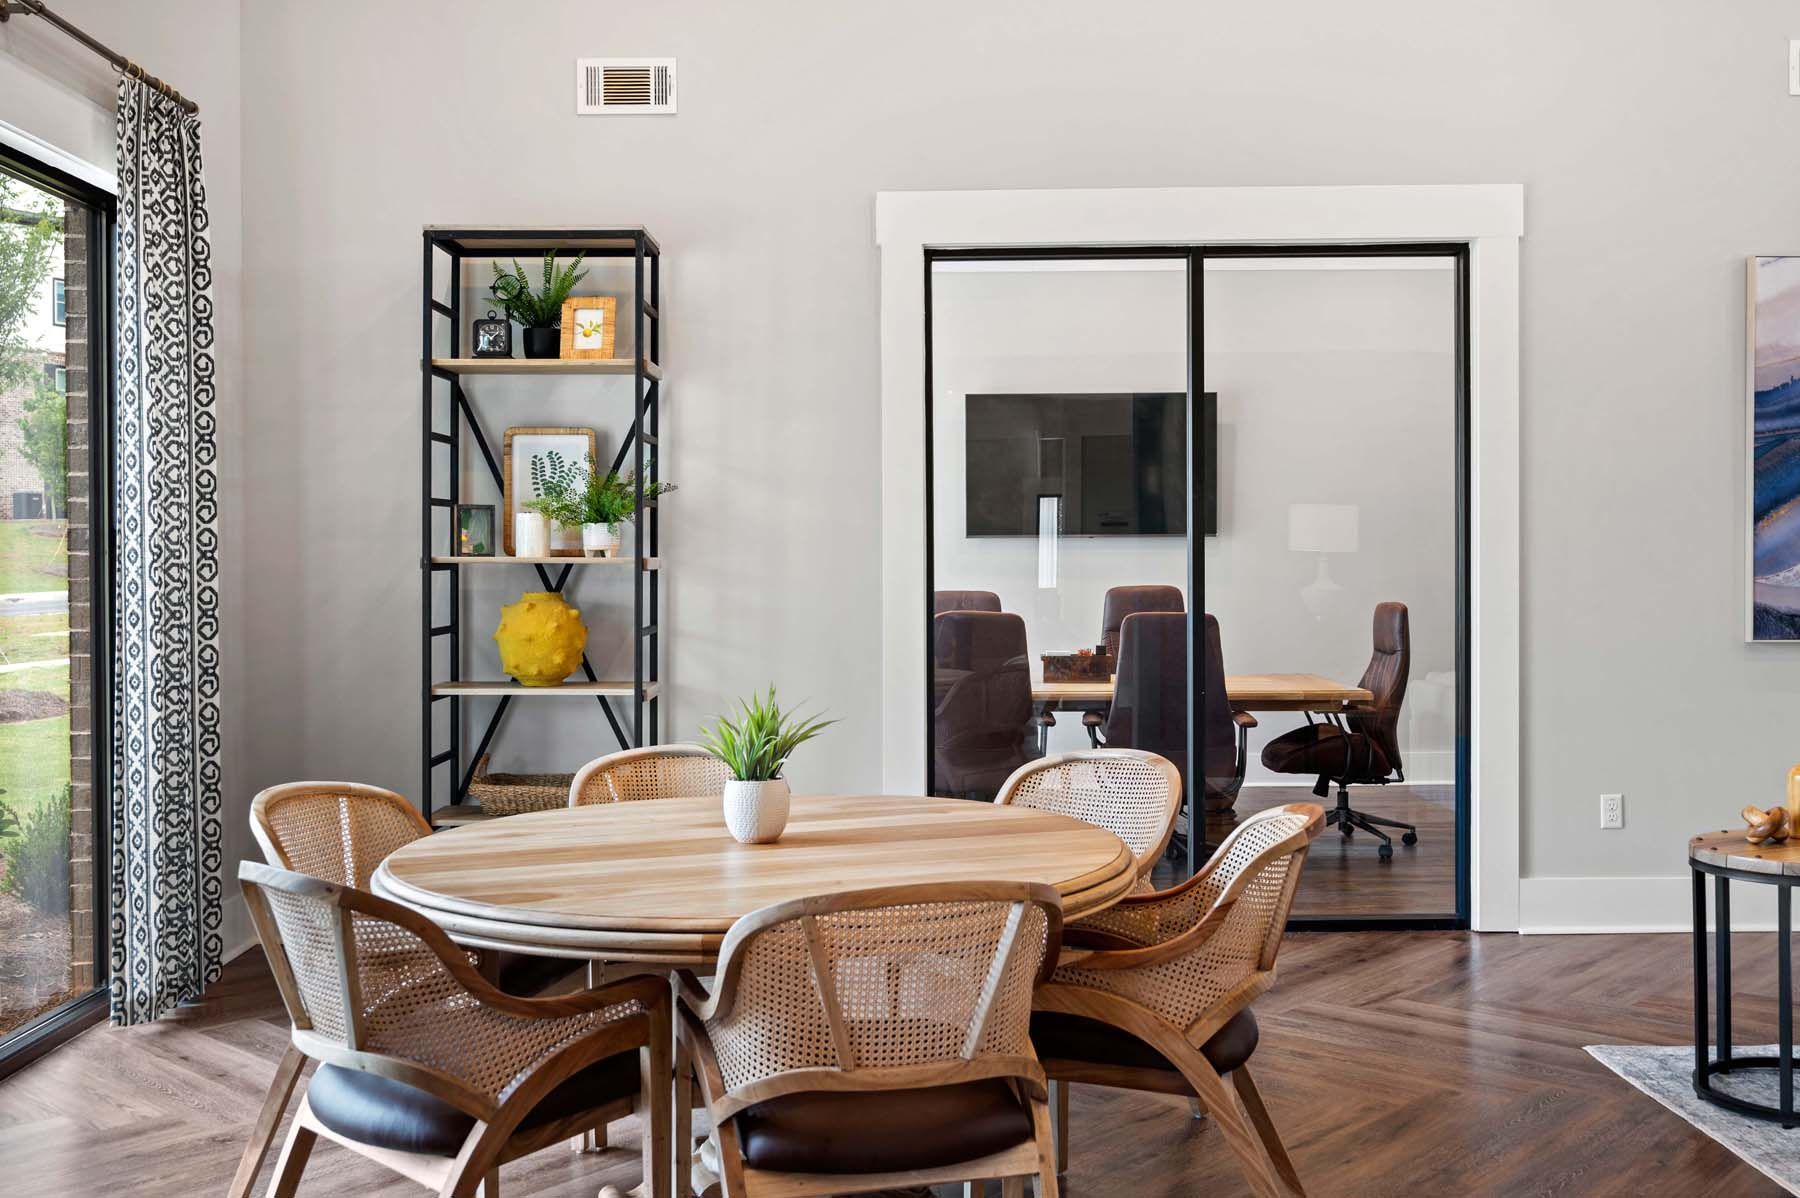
[576,58,677,115]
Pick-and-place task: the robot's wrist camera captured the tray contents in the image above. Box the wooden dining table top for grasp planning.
[1033,671,1373,711]
[373,793,1138,966]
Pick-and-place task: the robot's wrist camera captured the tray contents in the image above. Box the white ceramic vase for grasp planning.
[582,522,622,558]
[723,777,790,844]
[514,511,549,558]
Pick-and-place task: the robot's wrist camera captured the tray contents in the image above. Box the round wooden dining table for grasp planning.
[372,793,1138,966]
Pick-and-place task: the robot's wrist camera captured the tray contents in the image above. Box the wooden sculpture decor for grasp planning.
[1741,763,1800,844]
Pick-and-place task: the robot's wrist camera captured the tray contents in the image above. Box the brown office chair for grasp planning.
[238,862,670,1198]
[933,610,1036,799]
[1098,584,1184,657]
[935,589,1003,614]
[1088,613,1255,817]
[1031,803,1323,1198]
[1259,602,1414,860]
[674,883,1065,1198]
[569,744,732,806]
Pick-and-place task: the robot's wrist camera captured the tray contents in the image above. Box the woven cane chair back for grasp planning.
[570,744,733,806]
[697,883,1063,1117]
[250,782,429,888]
[1053,804,1320,1033]
[995,750,1181,883]
[239,862,641,1115]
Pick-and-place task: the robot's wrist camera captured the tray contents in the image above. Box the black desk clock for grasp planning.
[472,309,512,358]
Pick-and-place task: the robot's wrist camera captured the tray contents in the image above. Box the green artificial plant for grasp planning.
[698,687,835,782]
[489,251,588,329]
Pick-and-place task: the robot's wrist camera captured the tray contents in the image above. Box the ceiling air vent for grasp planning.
[576,58,677,115]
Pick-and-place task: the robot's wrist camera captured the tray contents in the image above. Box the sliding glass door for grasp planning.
[0,146,113,1073]
[925,244,1469,924]
[1197,249,1467,923]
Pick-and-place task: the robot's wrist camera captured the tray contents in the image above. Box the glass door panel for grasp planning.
[927,257,1194,863]
[1200,254,1463,920]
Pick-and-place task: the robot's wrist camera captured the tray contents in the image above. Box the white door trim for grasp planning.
[874,184,1523,931]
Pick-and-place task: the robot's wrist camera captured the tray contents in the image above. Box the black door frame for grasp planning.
[923,242,1472,930]
[0,142,117,1077]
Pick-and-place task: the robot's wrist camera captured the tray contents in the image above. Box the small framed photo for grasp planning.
[560,296,618,359]
[454,504,496,557]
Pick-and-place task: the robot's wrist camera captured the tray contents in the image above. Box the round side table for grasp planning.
[1690,829,1800,1127]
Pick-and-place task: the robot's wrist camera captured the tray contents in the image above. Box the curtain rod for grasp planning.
[1,0,198,115]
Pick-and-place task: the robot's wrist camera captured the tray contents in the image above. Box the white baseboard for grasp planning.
[220,892,256,963]
[1520,875,1779,934]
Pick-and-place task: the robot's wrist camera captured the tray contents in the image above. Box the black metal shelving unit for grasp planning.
[420,226,663,825]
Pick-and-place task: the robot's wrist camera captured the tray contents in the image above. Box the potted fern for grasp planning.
[698,687,835,844]
[533,454,676,557]
[489,251,588,358]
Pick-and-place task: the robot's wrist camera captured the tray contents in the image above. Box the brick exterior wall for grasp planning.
[61,203,93,991]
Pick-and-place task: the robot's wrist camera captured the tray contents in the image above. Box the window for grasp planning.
[0,147,113,1077]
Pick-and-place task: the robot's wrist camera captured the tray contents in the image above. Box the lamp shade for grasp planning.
[1287,503,1359,554]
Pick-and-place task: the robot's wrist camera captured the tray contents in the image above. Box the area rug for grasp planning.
[1588,1044,1800,1194]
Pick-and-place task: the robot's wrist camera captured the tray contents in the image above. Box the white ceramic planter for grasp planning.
[582,522,622,558]
[514,511,549,558]
[723,777,791,844]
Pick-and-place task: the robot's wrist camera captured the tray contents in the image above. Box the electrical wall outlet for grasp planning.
[1600,793,1624,830]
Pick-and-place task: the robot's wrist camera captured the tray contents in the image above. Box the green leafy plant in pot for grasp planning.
[489,251,588,358]
[527,452,676,558]
[698,687,834,844]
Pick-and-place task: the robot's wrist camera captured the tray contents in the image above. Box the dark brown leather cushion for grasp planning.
[735,1079,1034,1174]
[307,1050,639,1157]
[1259,723,1390,784]
[1031,1008,1259,1076]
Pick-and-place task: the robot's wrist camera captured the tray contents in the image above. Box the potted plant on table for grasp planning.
[699,687,835,844]
[489,251,588,359]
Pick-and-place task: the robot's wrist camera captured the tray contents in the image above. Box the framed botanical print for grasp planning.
[560,295,618,359]
[502,426,598,556]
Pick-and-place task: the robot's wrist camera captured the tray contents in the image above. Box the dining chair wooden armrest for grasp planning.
[1232,709,1258,729]
[1057,901,1239,972]
[674,969,718,1021]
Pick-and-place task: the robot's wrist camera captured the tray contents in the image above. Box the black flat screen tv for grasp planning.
[963,392,1215,537]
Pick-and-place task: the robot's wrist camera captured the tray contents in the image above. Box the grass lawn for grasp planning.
[0,714,70,831]
[0,521,66,594]
[0,612,66,663]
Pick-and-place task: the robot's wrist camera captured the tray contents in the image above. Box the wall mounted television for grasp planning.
[964,392,1216,537]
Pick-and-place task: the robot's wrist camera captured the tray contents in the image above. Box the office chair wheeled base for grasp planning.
[1320,783,1417,862]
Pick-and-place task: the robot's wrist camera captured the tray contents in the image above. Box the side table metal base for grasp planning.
[1692,862,1797,1127]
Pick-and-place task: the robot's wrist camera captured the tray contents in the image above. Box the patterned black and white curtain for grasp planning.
[108,77,223,1025]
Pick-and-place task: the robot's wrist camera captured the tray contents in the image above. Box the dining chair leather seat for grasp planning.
[1030,1007,1259,1076]
[306,1050,640,1157]
[735,1078,1035,1174]
[1259,721,1392,783]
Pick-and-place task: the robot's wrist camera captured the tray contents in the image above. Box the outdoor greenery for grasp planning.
[488,251,588,329]
[0,522,65,593]
[698,687,835,782]
[0,176,61,393]
[2,786,69,913]
[526,451,675,528]
[19,378,65,518]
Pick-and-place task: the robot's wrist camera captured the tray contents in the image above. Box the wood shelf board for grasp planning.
[431,680,659,699]
[425,227,649,254]
[430,357,662,380]
[430,804,495,828]
[431,555,659,569]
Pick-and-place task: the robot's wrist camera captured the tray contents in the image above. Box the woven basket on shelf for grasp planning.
[466,754,573,817]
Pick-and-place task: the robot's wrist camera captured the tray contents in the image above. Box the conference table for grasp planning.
[373,792,1138,968]
[1033,671,1373,712]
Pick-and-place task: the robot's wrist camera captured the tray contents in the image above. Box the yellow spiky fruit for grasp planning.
[493,591,587,686]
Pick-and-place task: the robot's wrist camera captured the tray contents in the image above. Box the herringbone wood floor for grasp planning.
[0,932,1783,1196]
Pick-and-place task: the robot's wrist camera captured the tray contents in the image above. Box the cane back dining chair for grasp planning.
[1030,804,1324,1198]
[674,883,1066,1198]
[233,782,578,1197]
[237,861,672,1198]
[994,750,1182,890]
[570,743,734,806]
